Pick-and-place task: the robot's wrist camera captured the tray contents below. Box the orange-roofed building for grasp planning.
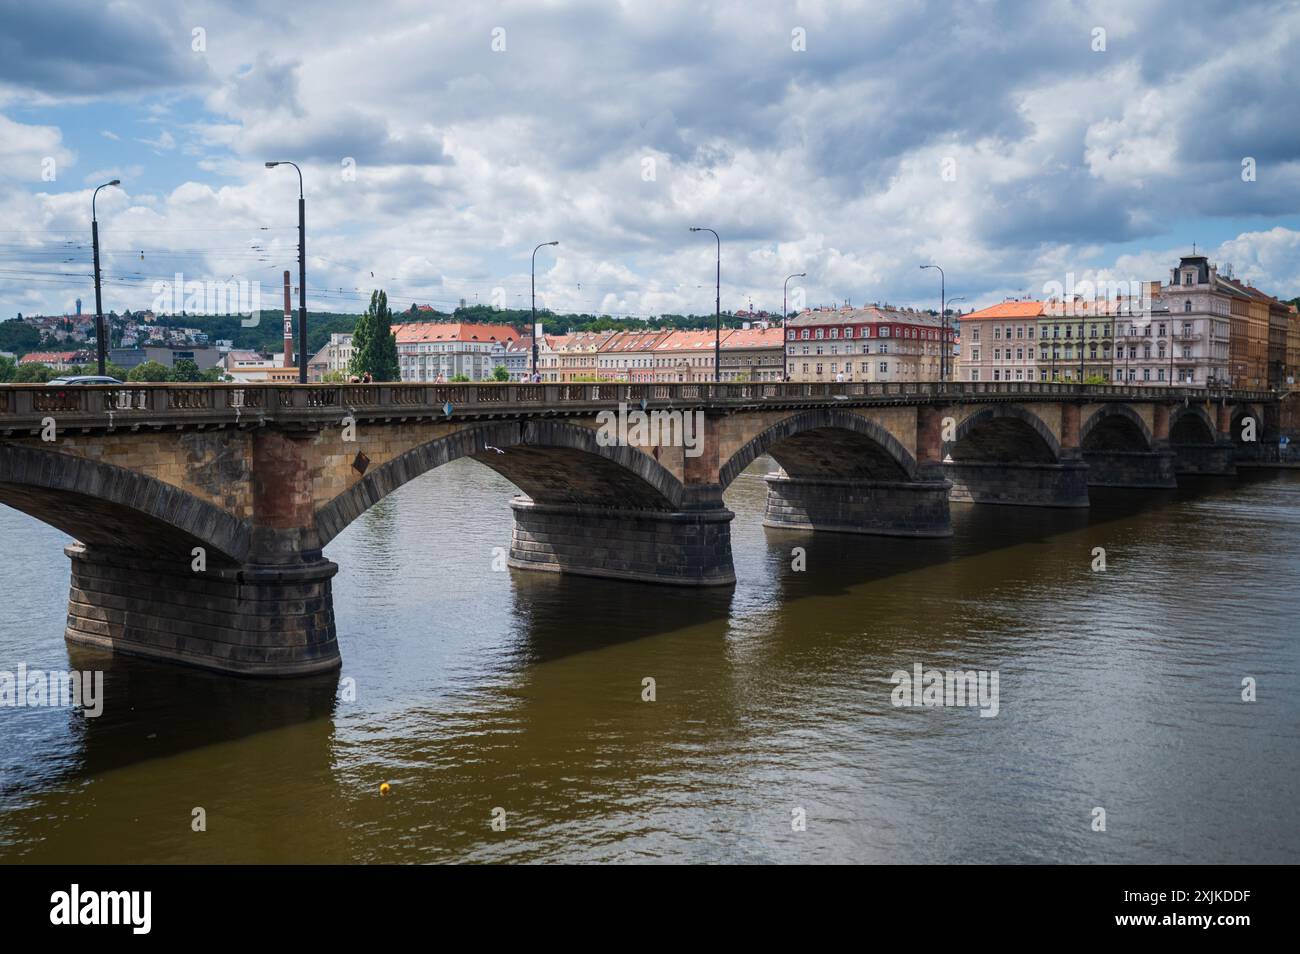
[651,330,722,382]
[596,329,674,382]
[18,350,84,370]
[719,326,785,382]
[958,301,1043,384]
[394,321,519,381]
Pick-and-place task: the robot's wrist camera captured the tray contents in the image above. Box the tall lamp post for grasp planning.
[265,161,307,383]
[783,272,805,382]
[91,179,120,375]
[531,241,559,380]
[920,264,946,382]
[690,227,721,382]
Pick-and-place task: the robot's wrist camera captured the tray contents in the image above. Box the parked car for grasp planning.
[45,375,123,386]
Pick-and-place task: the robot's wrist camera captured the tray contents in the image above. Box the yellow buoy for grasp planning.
[379,782,391,796]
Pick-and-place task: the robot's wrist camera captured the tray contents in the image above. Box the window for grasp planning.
[879,362,888,372]
[994,327,1002,340]
[1016,348,1024,360]
[829,328,839,339]
[971,348,980,361]
[970,369,979,381]
[994,348,1001,361]
[971,329,979,342]
[815,329,824,340]
[1184,300,1192,313]
[993,369,1001,381]
[1017,326,1024,338]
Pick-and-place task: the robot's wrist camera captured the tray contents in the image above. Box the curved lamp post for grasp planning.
[532,241,559,380]
[690,227,721,382]
[92,179,120,375]
[266,161,307,383]
[783,272,806,382]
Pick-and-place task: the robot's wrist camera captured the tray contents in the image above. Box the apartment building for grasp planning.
[785,305,951,383]
[394,322,518,382]
[596,330,674,382]
[718,326,785,382]
[960,301,1041,383]
[1162,255,1232,386]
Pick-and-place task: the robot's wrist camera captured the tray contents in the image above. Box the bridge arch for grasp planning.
[1080,404,1154,453]
[948,404,1061,463]
[1169,405,1216,445]
[717,408,919,489]
[314,419,689,547]
[0,442,250,565]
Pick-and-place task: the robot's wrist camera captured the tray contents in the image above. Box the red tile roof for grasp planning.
[962,301,1045,319]
[394,322,519,344]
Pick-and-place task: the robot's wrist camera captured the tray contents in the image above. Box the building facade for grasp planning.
[394,322,518,382]
[961,301,1041,383]
[784,305,952,384]
[1162,255,1232,387]
[719,326,785,381]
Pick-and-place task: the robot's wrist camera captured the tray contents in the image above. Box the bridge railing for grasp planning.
[0,380,1278,430]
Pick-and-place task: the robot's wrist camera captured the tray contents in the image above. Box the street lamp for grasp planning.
[265,161,307,383]
[920,264,946,381]
[531,241,559,381]
[91,179,120,375]
[783,272,805,382]
[690,227,721,382]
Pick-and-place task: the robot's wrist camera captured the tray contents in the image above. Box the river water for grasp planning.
[1,459,1297,863]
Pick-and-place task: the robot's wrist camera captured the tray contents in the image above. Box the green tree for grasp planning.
[491,365,510,381]
[128,360,171,382]
[13,362,55,383]
[449,373,470,382]
[169,358,203,382]
[350,290,400,381]
[0,355,15,382]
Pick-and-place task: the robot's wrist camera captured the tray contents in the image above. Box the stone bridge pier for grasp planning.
[942,404,1090,507]
[63,430,341,676]
[1079,404,1177,489]
[1169,403,1236,475]
[749,409,952,538]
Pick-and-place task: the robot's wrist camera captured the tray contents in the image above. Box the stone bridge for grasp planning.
[0,380,1277,676]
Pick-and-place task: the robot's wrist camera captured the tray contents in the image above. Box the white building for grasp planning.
[395,322,518,381]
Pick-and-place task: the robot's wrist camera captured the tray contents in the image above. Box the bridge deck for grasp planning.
[0,381,1276,434]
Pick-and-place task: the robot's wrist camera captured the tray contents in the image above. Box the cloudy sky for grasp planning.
[2,0,1299,322]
